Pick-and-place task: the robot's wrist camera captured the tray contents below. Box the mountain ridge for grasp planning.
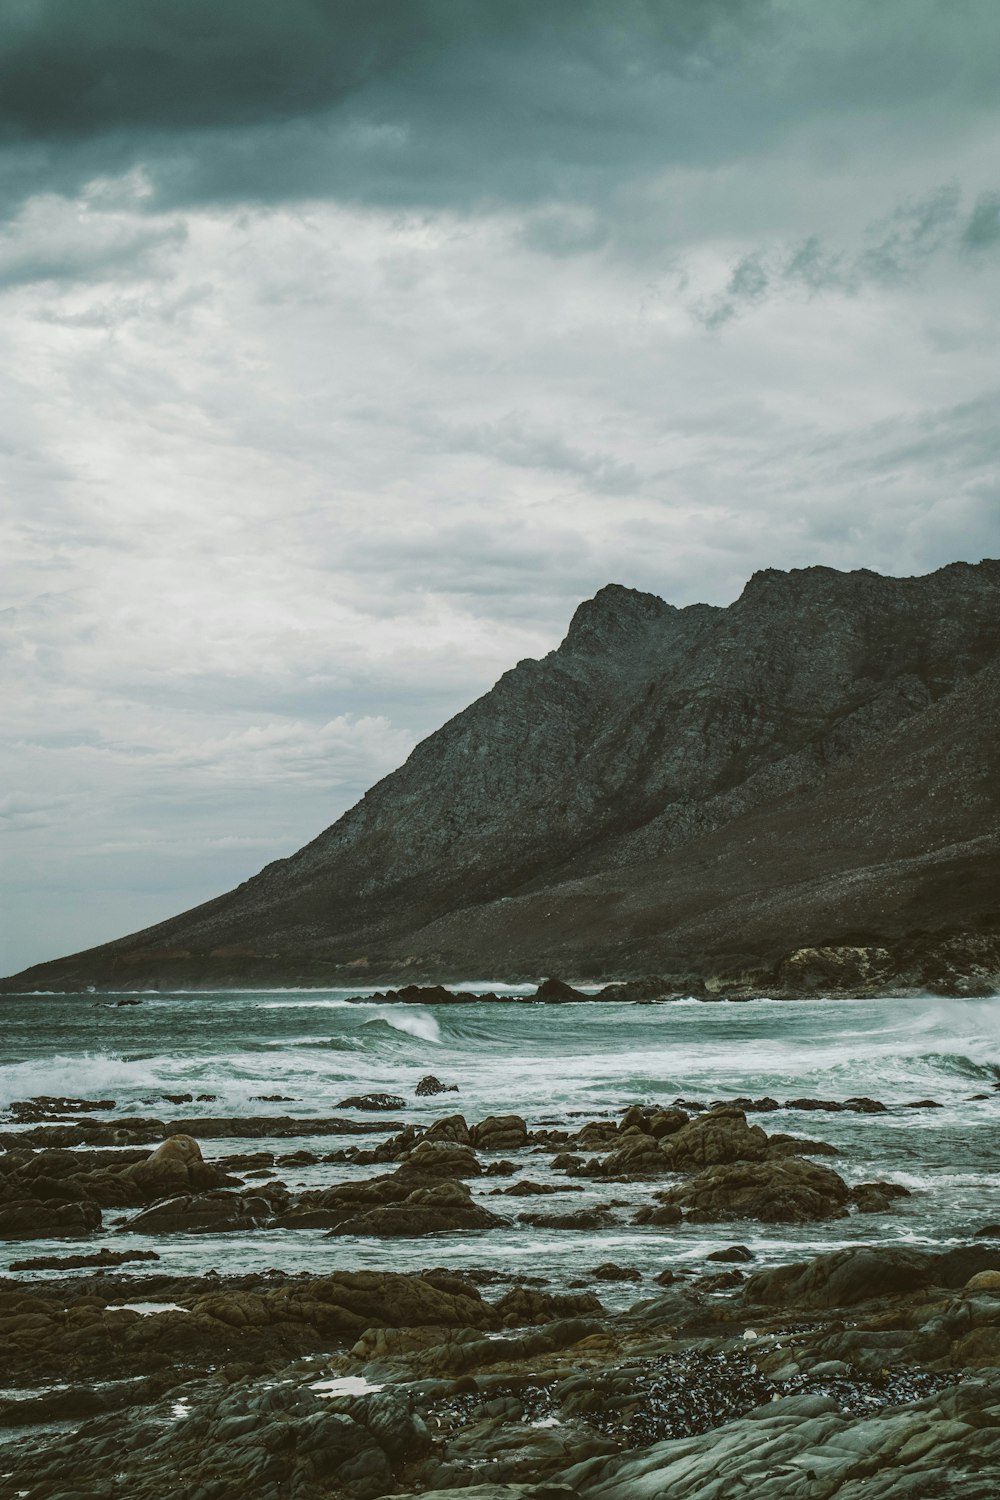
[5,559,1000,993]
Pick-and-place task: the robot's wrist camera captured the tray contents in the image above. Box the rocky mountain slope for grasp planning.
[5,560,1000,991]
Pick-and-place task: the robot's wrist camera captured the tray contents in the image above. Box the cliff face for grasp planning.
[6,561,1000,991]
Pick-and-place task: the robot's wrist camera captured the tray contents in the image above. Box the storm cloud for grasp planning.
[2,2,999,973]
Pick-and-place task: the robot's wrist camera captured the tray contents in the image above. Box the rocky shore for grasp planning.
[2,1081,1000,1496]
[4,1241,1000,1496]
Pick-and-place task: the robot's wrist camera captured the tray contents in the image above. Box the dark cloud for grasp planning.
[0,2,996,221]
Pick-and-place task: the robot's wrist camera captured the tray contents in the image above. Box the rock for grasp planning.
[416,1075,458,1096]
[850,1180,911,1213]
[0,1200,103,1238]
[125,1190,276,1235]
[395,1140,481,1178]
[421,1114,473,1146]
[7,1096,116,1121]
[518,1208,617,1231]
[492,1287,604,1325]
[9,1247,160,1271]
[598,975,705,1001]
[471,1115,529,1153]
[632,1204,683,1226]
[695,1268,745,1291]
[657,1109,770,1171]
[123,1134,226,1197]
[590,1263,642,1282]
[336,1093,407,1111]
[325,1179,507,1237]
[660,1156,852,1224]
[965,1270,1000,1293]
[707,1244,754,1262]
[534,978,587,1001]
[775,944,894,995]
[744,1246,936,1307]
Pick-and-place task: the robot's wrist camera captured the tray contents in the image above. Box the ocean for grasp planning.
[2,987,999,1297]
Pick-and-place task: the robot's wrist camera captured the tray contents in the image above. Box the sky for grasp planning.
[2,0,999,975]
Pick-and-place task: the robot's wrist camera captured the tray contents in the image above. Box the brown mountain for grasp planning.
[5,560,1000,993]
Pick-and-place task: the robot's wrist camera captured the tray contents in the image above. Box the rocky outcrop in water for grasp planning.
[5,561,1000,992]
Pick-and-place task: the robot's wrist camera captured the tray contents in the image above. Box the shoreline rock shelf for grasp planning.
[3,1245,1000,1496]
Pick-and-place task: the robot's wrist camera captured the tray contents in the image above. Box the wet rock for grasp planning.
[492,1180,575,1197]
[590,1263,642,1282]
[695,1268,745,1291]
[421,1114,473,1146]
[336,1093,408,1111]
[395,1140,482,1178]
[744,1245,936,1307]
[850,1180,912,1213]
[518,1207,618,1231]
[631,1204,683,1226]
[9,1247,160,1271]
[659,1155,852,1224]
[471,1114,529,1153]
[325,1179,508,1238]
[416,1075,459,1096]
[0,1199,102,1238]
[7,1096,116,1121]
[657,1108,770,1171]
[125,1189,276,1235]
[707,1244,754,1262]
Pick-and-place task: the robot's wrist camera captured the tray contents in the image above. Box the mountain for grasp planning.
[5,560,1000,993]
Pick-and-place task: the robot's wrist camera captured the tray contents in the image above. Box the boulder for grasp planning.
[659,1156,851,1224]
[590,1263,642,1282]
[415,1075,458,1096]
[471,1115,529,1153]
[123,1134,225,1197]
[657,1109,770,1171]
[395,1140,481,1178]
[421,1114,473,1146]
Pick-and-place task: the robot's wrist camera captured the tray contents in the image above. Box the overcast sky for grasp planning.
[2,1,999,975]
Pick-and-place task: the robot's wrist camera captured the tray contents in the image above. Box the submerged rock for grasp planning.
[336,1093,408,1111]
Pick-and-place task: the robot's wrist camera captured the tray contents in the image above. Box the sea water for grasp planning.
[1,988,998,1292]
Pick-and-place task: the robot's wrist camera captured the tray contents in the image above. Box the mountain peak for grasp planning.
[559,583,675,656]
